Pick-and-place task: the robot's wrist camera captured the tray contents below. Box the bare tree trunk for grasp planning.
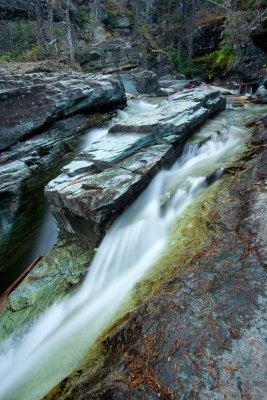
[186,0,196,62]
[65,0,75,61]
[35,0,49,53]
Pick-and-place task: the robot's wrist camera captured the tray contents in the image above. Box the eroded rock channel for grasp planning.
[0,73,266,400]
[45,88,225,241]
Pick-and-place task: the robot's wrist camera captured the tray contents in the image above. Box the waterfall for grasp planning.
[0,104,251,400]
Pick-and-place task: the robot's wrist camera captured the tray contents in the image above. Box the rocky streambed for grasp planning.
[44,108,267,400]
[0,69,266,400]
[0,71,126,293]
[45,88,225,241]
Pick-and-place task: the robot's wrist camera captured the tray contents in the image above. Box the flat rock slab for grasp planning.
[0,72,126,151]
[45,89,226,240]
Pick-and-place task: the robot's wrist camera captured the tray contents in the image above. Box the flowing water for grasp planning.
[0,100,157,295]
[0,101,265,400]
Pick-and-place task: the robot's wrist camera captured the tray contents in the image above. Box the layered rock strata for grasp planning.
[0,72,126,151]
[77,40,145,73]
[45,88,226,241]
[0,72,126,239]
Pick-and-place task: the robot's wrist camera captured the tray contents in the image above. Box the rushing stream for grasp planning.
[0,100,158,295]
[0,100,265,400]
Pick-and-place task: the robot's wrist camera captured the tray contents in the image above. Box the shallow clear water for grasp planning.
[0,99,263,400]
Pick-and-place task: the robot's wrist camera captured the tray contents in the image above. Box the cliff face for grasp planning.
[0,1,266,83]
[193,17,225,57]
[251,17,267,53]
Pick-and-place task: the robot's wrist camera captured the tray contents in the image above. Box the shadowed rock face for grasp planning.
[45,89,226,241]
[193,17,225,57]
[251,17,267,53]
[0,72,126,151]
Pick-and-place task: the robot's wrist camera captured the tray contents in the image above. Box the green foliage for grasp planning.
[106,11,117,28]
[74,10,91,29]
[10,19,36,57]
[6,19,45,62]
[139,42,153,61]
[194,48,234,79]
[83,65,96,73]
[166,46,197,77]
[51,26,64,40]
[0,53,12,62]
[173,56,197,78]
[140,24,160,50]
[17,46,45,62]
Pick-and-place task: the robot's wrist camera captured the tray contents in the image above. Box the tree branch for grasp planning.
[206,0,229,11]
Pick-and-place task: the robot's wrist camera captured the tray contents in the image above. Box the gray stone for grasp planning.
[77,40,144,73]
[251,16,267,53]
[0,160,30,194]
[255,85,267,103]
[0,72,126,151]
[0,160,31,240]
[61,160,95,177]
[45,88,226,239]
[134,70,159,94]
[0,112,110,241]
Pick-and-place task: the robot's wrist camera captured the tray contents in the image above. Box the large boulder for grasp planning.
[118,69,160,96]
[45,88,226,241]
[0,72,126,151]
[134,70,159,94]
[255,77,267,103]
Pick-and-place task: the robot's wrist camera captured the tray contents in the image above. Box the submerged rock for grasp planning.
[0,237,94,340]
[45,88,226,241]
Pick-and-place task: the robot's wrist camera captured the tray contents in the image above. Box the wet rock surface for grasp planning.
[0,71,125,242]
[0,72,126,151]
[49,115,267,400]
[0,237,94,340]
[255,78,267,104]
[45,89,225,240]
[0,113,108,242]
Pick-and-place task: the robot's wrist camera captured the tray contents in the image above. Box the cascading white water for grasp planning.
[0,104,251,400]
[82,99,159,149]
